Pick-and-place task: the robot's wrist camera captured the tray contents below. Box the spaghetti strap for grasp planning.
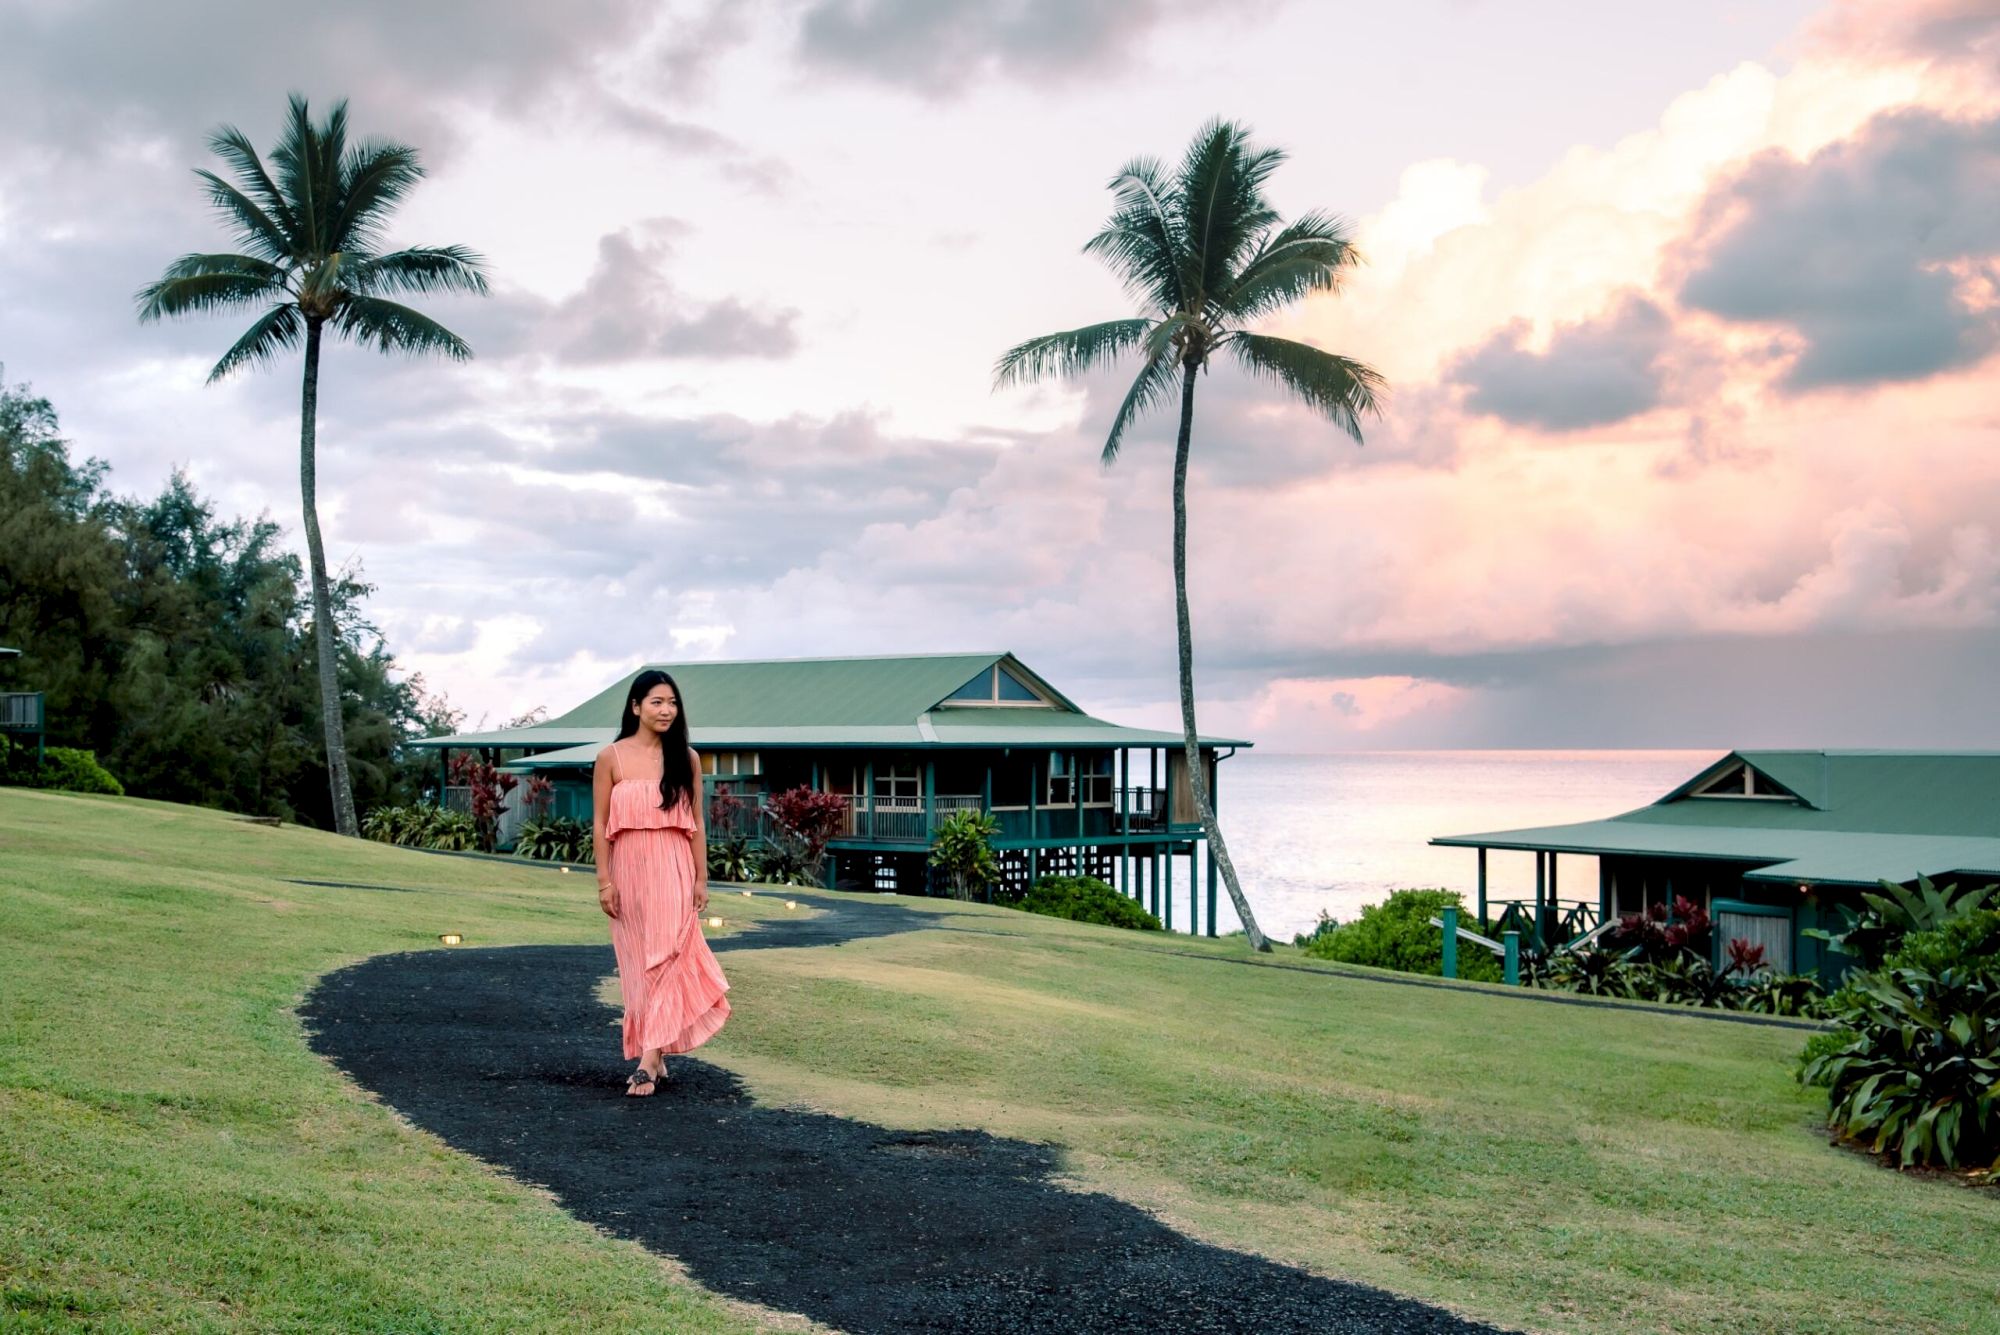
[609,739,622,783]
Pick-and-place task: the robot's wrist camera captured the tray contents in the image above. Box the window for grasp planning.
[939,663,1052,707]
[880,761,920,806]
[700,751,761,777]
[1689,762,1795,801]
[1047,752,1113,805]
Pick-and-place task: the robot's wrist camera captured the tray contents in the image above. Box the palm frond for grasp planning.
[330,140,423,252]
[1101,351,1180,465]
[136,254,288,323]
[1228,333,1385,442]
[1179,120,1284,302]
[351,246,490,299]
[1219,211,1360,323]
[993,318,1151,388]
[272,93,345,257]
[206,304,304,382]
[333,294,474,360]
[1083,158,1188,312]
[193,168,293,262]
[205,125,297,244]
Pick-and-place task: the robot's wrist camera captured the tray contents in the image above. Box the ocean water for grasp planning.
[1203,750,1719,940]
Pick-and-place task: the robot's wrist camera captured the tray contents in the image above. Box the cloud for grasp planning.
[518,226,801,364]
[792,0,1210,96]
[1675,109,2000,391]
[1448,293,1672,431]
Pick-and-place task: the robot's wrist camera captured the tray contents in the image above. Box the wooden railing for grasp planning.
[1487,899,1603,949]
[0,692,43,731]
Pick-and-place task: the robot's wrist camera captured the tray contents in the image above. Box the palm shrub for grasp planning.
[1808,874,1998,969]
[997,119,1383,953]
[1017,875,1161,931]
[928,810,1001,901]
[514,816,593,864]
[752,842,813,887]
[137,95,488,837]
[1302,889,1503,983]
[1803,913,2000,1170]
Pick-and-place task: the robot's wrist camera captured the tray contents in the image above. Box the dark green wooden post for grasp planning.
[1534,852,1547,948]
[1205,843,1218,937]
[1476,848,1488,928]
[1503,931,1520,985]
[1441,907,1459,979]
[1164,843,1174,932]
[1028,756,1039,844]
[828,851,839,892]
[437,749,448,806]
[1073,750,1083,839]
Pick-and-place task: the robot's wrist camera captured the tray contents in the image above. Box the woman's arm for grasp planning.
[688,747,709,912]
[592,747,617,918]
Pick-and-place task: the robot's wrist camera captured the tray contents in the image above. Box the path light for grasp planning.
[439,933,463,946]
[707,916,723,929]
[561,867,571,874]
[785,900,797,910]
[741,889,753,896]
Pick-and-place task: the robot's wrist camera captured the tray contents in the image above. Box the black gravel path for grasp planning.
[303,899,1512,1334]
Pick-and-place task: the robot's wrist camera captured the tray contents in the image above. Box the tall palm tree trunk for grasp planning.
[299,318,359,836]
[1172,363,1270,952]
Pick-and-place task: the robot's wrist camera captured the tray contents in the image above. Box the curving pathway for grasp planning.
[303,898,1512,1334]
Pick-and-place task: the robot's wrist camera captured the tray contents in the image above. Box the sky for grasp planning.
[3,0,1999,750]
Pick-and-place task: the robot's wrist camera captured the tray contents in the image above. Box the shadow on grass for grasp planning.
[303,897,1508,1334]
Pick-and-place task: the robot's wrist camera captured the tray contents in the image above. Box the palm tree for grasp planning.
[139,95,488,837]
[996,119,1384,952]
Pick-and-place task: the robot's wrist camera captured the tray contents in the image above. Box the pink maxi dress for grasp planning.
[604,776,731,1059]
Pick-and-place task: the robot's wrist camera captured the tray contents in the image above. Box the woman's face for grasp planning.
[632,685,679,735]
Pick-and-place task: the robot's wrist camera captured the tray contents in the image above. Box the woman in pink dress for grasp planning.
[592,669,731,1096]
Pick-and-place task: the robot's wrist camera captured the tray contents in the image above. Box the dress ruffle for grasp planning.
[604,778,698,844]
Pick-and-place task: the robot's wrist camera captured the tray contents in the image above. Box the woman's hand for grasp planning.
[598,880,619,919]
[693,880,709,914]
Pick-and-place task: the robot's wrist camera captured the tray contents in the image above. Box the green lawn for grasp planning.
[4,790,1996,1332]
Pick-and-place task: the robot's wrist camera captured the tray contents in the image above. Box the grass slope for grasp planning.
[4,791,1996,1332]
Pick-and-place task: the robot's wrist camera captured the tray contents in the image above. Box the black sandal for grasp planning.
[625,1066,660,1097]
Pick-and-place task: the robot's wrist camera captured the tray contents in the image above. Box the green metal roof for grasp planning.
[428,652,1252,758]
[1434,750,2000,886]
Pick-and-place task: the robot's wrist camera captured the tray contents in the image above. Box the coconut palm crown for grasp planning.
[996,119,1384,951]
[138,94,488,836]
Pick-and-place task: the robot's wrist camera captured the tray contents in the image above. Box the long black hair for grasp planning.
[615,669,696,811]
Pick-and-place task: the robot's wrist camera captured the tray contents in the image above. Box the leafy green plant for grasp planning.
[1796,1029,1858,1088]
[1301,889,1502,982]
[706,833,759,883]
[752,842,813,887]
[1016,875,1161,931]
[514,816,592,864]
[928,810,1001,901]
[27,747,124,796]
[1801,908,2000,1169]
[1807,874,1998,969]
[1292,910,1340,949]
[421,809,476,853]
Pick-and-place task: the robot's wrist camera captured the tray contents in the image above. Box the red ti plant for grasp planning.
[448,752,519,853]
[1722,937,1768,979]
[709,781,746,838]
[1608,895,1714,962]
[522,774,554,821]
[764,785,850,881]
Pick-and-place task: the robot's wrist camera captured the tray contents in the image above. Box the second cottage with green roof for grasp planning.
[1434,750,2000,983]
[416,651,1247,933]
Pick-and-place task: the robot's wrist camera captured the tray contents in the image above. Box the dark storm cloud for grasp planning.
[1676,109,2000,392]
[792,0,1207,95]
[1447,293,1671,431]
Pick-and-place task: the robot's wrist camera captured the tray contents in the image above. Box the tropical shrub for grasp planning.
[928,810,1001,901]
[1301,889,1503,982]
[1292,910,1340,949]
[1016,874,1161,931]
[1808,875,1999,969]
[752,842,813,887]
[707,833,759,883]
[514,816,593,864]
[422,808,477,852]
[27,746,124,796]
